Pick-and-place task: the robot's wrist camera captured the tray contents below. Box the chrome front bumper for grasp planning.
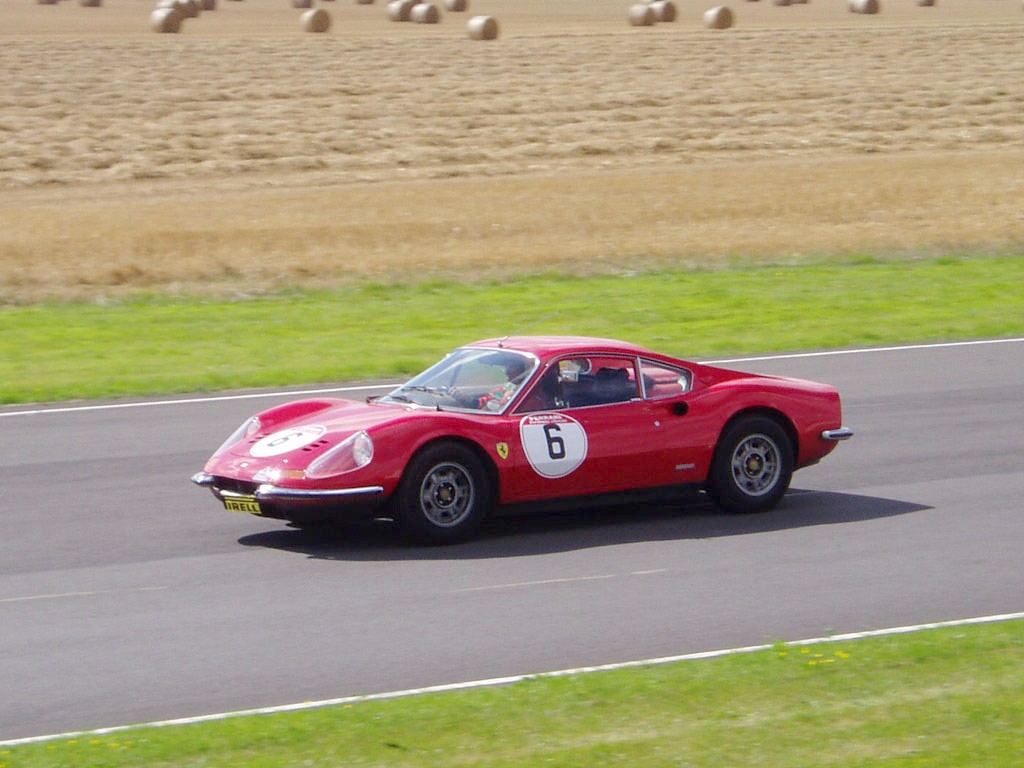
[191,472,385,503]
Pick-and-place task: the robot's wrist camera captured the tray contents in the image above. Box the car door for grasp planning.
[502,355,668,502]
[634,357,712,486]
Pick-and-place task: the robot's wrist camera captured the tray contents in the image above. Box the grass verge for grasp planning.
[2,255,1022,405]
[4,619,1022,767]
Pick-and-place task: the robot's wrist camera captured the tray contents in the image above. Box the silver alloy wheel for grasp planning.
[730,432,782,497]
[419,461,476,528]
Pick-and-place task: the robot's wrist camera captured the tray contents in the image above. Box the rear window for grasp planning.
[639,359,692,398]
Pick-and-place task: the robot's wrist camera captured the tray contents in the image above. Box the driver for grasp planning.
[476,358,529,411]
[453,357,529,411]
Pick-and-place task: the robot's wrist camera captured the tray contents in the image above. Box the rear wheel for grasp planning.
[395,442,492,544]
[709,416,793,513]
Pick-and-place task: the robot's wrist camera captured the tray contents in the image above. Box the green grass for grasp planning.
[2,255,1022,405]
[4,619,1022,768]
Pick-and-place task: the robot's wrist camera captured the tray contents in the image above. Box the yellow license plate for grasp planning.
[223,496,261,515]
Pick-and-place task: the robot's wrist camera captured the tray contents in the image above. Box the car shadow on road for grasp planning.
[237,488,932,561]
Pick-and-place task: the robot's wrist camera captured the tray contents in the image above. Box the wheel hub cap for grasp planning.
[435,482,456,507]
[419,463,475,528]
[731,433,782,497]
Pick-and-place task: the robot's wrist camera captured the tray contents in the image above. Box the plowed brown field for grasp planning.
[1,0,1022,302]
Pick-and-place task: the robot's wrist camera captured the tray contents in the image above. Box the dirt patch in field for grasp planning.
[1,0,1022,302]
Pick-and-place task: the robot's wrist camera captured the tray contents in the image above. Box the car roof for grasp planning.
[466,335,658,360]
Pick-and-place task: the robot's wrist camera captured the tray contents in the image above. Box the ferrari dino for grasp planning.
[193,336,852,543]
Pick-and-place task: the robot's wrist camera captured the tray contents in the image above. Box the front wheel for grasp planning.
[708,416,793,514]
[395,442,492,544]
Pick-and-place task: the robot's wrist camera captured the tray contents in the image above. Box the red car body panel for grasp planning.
[194,336,849,522]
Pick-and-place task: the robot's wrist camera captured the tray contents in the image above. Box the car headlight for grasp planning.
[213,416,261,457]
[305,431,374,479]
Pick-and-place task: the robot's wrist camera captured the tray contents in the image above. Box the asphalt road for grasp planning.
[2,339,1022,741]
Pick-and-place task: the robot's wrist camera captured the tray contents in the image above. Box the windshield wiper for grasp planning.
[402,385,448,397]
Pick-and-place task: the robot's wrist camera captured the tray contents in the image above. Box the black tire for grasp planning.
[395,441,492,544]
[708,415,793,514]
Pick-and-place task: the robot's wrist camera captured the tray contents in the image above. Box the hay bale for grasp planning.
[301,7,331,31]
[150,6,183,32]
[628,4,655,25]
[410,2,439,22]
[387,0,415,18]
[848,0,879,11]
[703,5,733,27]
[445,0,466,9]
[467,14,498,39]
[649,0,676,21]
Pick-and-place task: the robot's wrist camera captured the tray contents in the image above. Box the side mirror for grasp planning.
[672,401,689,416]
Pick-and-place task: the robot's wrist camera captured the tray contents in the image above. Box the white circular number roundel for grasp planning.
[250,425,326,458]
[520,413,588,479]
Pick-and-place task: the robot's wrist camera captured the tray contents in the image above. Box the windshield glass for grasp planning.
[379,347,537,413]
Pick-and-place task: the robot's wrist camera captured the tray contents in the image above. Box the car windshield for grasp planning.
[378,347,538,413]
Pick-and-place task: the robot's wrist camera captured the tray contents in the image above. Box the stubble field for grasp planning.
[1,0,1022,303]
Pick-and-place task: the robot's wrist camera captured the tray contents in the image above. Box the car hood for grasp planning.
[226,399,419,459]
[201,397,436,477]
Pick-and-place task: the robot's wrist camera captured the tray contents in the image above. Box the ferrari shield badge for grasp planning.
[496,442,510,460]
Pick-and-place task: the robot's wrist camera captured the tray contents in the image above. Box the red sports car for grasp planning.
[192,336,852,543]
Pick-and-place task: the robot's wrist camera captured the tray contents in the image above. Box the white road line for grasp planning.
[0,587,167,605]
[2,337,1021,420]
[454,574,616,593]
[0,385,386,419]
[2,610,1021,748]
[708,336,1024,365]
[455,569,668,594]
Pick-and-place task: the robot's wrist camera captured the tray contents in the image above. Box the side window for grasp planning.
[558,356,639,408]
[639,359,692,399]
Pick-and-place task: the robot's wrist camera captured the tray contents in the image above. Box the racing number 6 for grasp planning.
[543,423,566,460]
[520,413,587,480]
